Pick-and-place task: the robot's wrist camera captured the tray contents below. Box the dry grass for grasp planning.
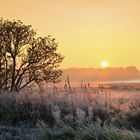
[0,83,140,139]
[0,84,140,128]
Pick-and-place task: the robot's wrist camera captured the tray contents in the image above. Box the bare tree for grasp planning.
[0,19,64,91]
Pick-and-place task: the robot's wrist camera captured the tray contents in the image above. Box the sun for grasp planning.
[101,60,109,68]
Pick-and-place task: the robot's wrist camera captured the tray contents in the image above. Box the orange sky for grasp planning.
[0,0,140,68]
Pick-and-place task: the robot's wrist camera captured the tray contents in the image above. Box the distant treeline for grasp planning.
[62,66,140,82]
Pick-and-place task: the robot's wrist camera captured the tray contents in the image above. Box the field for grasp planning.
[0,82,140,140]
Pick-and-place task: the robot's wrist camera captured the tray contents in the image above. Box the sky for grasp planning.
[0,0,140,68]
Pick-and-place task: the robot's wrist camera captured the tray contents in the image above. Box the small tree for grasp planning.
[0,19,64,91]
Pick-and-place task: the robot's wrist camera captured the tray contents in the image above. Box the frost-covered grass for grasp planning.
[1,121,140,140]
[0,85,140,139]
[36,121,140,140]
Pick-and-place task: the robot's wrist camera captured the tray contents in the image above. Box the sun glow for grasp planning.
[101,60,109,68]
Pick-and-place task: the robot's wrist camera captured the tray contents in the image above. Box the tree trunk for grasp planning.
[11,56,16,91]
[4,55,8,90]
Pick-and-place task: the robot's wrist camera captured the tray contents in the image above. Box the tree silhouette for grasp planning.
[0,19,64,91]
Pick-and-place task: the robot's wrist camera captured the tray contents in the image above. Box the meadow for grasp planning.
[0,82,140,140]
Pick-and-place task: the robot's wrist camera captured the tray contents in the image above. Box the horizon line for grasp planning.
[61,66,140,70]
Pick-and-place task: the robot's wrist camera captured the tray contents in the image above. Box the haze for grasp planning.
[62,66,140,82]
